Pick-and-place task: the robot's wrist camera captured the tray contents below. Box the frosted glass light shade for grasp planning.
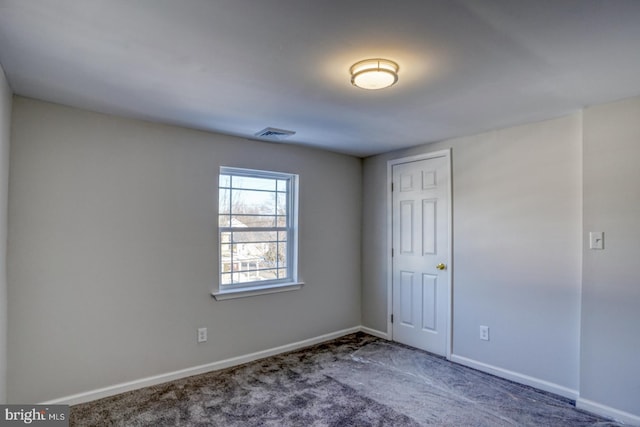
[350,59,399,90]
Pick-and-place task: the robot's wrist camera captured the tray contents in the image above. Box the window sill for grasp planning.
[212,282,304,301]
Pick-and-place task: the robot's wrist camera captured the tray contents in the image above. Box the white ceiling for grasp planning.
[1,0,640,157]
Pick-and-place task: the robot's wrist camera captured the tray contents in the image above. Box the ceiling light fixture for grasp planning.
[350,58,399,90]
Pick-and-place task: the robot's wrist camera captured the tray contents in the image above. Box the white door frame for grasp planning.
[386,149,453,359]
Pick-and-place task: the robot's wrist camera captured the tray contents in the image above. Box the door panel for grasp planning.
[392,154,450,356]
[422,199,436,254]
[422,274,437,331]
[400,271,414,325]
[400,201,414,254]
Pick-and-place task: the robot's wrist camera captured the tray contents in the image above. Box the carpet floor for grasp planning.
[70,333,621,426]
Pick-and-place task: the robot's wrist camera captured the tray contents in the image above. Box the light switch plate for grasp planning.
[589,232,604,250]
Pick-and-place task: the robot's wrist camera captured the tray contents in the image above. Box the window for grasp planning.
[215,167,300,299]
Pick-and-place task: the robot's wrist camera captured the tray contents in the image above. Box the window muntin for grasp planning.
[219,167,297,289]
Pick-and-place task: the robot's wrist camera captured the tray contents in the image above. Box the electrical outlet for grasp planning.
[197,327,207,343]
[479,325,490,341]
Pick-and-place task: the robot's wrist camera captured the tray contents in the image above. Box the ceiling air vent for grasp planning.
[254,127,296,141]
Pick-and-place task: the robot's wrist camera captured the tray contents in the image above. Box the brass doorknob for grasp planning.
[436,263,447,270]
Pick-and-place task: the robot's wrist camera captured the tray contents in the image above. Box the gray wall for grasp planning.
[363,115,583,393]
[0,64,12,404]
[364,104,640,419]
[581,96,640,416]
[7,97,362,403]
[6,92,640,418]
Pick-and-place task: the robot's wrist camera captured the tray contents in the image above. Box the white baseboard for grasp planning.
[48,326,624,421]
[450,354,640,425]
[450,354,578,400]
[577,397,640,426]
[360,326,389,340]
[42,326,361,406]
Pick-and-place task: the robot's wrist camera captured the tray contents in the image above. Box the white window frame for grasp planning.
[212,167,302,300]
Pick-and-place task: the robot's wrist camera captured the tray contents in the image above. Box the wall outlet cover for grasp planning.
[197,327,207,343]
[479,325,490,341]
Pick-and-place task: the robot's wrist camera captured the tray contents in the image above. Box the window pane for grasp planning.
[276,192,287,214]
[232,190,276,215]
[277,268,288,279]
[277,242,288,268]
[261,241,280,268]
[242,268,277,281]
[231,214,276,228]
[219,175,231,188]
[234,258,262,273]
[232,176,276,191]
[230,231,278,244]
[220,232,232,245]
[219,189,231,214]
[219,214,231,228]
[221,268,281,285]
[275,215,286,228]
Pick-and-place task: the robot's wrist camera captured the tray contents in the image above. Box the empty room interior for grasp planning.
[0,1,639,425]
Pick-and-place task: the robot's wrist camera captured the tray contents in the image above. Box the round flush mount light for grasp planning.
[350,58,399,90]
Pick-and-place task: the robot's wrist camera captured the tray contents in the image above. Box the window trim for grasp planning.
[212,167,302,300]
[212,281,303,301]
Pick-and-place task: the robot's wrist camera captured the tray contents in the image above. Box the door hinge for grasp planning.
[391,248,394,257]
[391,182,394,192]
[391,314,394,324]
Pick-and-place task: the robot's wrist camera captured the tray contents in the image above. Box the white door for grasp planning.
[391,153,450,356]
